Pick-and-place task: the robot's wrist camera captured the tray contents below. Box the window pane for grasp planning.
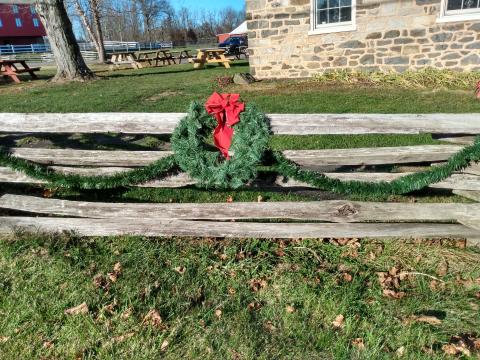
[317,0,328,9]
[317,10,328,24]
[340,7,352,21]
[463,0,477,8]
[328,8,340,22]
[0,19,3,28]
[447,0,462,10]
[340,0,352,6]
[329,0,340,8]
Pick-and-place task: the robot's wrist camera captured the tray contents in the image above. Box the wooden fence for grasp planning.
[0,113,479,243]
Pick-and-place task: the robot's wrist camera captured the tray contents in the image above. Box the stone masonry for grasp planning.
[246,0,480,78]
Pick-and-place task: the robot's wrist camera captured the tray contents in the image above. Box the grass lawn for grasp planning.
[1,62,480,358]
[1,62,480,113]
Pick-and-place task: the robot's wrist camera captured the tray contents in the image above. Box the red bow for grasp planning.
[205,92,245,159]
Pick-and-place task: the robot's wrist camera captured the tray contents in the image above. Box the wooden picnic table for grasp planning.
[190,49,231,69]
[109,51,142,70]
[170,50,193,64]
[0,59,40,83]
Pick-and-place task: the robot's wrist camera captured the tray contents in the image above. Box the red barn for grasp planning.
[0,3,46,45]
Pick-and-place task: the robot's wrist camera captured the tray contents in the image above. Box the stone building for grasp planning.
[246,0,480,78]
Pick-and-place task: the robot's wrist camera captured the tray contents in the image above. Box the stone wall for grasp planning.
[246,0,480,78]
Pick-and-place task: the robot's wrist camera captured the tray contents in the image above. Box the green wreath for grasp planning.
[171,102,270,189]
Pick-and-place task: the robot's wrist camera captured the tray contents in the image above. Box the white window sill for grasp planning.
[309,23,356,35]
[437,12,480,23]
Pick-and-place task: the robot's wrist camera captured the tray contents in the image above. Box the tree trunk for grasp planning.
[35,0,95,82]
[90,0,107,63]
[73,0,107,63]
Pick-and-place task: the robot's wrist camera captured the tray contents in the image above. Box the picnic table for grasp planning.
[109,51,142,70]
[170,50,193,64]
[0,59,40,83]
[190,49,231,69]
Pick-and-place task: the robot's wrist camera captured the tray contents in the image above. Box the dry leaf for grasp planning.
[383,289,406,299]
[286,305,295,313]
[396,346,405,357]
[215,309,222,318]
[174,266,186,274]
[143,309,162,328]
[475,292,480,300]
[442,344,470,356]
[161,339,169,351]
[43,340,54,349]
[332,315,344,329]
[64,302,89,315]
[226,196,233,203]
[93,274,108,290]
[112,332,134,343]
[0,336,9,343]
[257,195,263,202]
[342,273,353,282]
[352,338,365,350]
[247,302,261,311]
[263,321,276,332]
[249,278,267,292]
[120,308,132,320]
[436,261,449,277]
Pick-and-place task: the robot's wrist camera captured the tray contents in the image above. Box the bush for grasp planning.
[312,67,480,89]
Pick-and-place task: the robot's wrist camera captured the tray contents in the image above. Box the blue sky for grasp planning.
[173,0,245,12]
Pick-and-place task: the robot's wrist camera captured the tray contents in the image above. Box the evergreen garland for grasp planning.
[0,100,478,195]
[271,135,480,196]
[0,149,177,190]
[171,101,270,189]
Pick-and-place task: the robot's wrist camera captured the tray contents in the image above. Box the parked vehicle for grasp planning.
[218,36,248,58]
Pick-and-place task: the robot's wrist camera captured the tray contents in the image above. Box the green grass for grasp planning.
[1,63,480,358]
[0,232,479,359]
[1,62,480,113]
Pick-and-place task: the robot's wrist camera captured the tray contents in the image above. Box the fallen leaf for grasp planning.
[396,346,405,357]
[257,195,263,202]
[352,338,365,350]
[112,332,134,343]
[219,253,228,261]
[436,261,449,277]
[120,308,132,320]
[332,314,344,329]
[442,344,470,357]
[247,302,261,311]
[215,309,222,318]
[0,336,9,343]
[161,339,169,351]
[143,309,162,328]
[475,292,480,300]
[249,278,267,292]
[93,274,108,290]
[383,289,406,299]
[174,266,186,274]
[342,273,353,282]
[286,305,295,313]
[263,321,276,332]
[228,287,236,295]
[64,302,89,315]
[226,196,233,203]
[43,340,54,349]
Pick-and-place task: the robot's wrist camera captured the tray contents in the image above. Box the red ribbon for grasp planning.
[205,92,245,159]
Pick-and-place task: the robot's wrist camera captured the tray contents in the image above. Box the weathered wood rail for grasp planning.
[0,113,479,242]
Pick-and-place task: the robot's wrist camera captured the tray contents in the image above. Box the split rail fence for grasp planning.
[0,113,479,244]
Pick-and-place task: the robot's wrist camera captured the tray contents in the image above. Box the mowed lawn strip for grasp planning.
[1,62,480,113]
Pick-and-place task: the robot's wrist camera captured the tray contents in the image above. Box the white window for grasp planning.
[15,18,22,27]
[33,18,40,27]
[310,0,356,34]
[12,5,19,13]
[438,0,480,22]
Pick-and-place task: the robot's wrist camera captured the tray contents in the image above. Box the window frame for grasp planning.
[437,0,480,22]
[15,17,22,27]
[309,0,356,35]
[0,18,3,28]
[33,18,40,27]
[12,4,19,13]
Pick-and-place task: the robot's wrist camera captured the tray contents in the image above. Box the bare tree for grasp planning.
[73,0,107,62]
[135,0,171,42]
[36,0,95,81]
